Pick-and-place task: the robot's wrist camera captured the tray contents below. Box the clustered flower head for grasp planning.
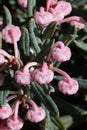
[0,0,83,128]
[13,39,79,95]
[34,0,85,29]
[0,94,46,129]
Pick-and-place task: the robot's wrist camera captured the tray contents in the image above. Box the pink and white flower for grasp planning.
[26,99,46,123]
[31,62,54,84]
[49,41,71,62]
[0,104,13,120]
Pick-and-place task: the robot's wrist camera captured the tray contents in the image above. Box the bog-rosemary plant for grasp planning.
[0,0,87,130]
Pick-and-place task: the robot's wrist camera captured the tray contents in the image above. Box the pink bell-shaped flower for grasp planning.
[2,25,21,44]
[58,78,79,95]
[54,1,72,17]
[15,62,37,86]
[26,99,46,123]
[2,25,21,58]
[0,104,13,120]
[6,101,24,130]
[15,69,30,86]
[59,16,85,30]
[51,67,79,95]
[70,17,86,30]
[50,41,71,62]
[0,73,5,86]
[17,0,27,8]
[31,62,54,84]
[47,0,72,23]
[34,7,54,28]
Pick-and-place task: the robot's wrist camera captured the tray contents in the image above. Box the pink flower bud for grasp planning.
[7,116,24,130]
[0,54,5,65]
[6,101,24,130]
[50,41,71,62]
[0,73,5,86]
[15,69,31,86]
[15,62,37,86]
[34,7,54,28]
[17,0,27,8]
[26,99,46,123]
[2,25,21,44]
[47,0,72,23]
[51,67,79,95]
[70,17,86,30]
[59,16,86,30]
[54,1,72,16]
[2,25,21,58]
[0,104,13,120]
[58,78,79,95]
[31,62,54,84]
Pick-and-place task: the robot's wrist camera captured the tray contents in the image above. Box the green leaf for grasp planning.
[74,40,87,51]
[42,22,57,43]
[20,27,30,63]
[75,78,87,92]
[28,18,40,54]
[59,115,73,129]
[40,104,54,130]
[31,82,59,116]
[51,117,66,130]
[71,0,87,6]
[27,0,36,17]
[55,97,87,116]
[3,5,12,26]
[35,39,54,63]
[0,90,9,107]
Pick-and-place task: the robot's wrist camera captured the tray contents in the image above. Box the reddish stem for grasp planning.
[59,16,81,24]
[14,101,20,121]
[51,67,72,84]
[7,95,17,102]
[27,99,38,112]
[23,62,38,72]
[8,30,19,58]
[0,49,12,59]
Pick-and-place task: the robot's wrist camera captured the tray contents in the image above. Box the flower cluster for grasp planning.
[0,97,46,130]
[34,0,85,29]
[0,0,85,129]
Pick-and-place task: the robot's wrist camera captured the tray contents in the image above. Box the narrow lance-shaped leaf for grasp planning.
[74,40,87,51]
[3,5,12,26]
[27,0,36,17]
[59,115,74,130]
[55,97,87,116]
[28,18,40,54]
[42,22,57,44]
[31,82,59,116]
[35,39,54,63]
[40,103,54,130]
[27,0,33,17]
[72,0,87,6]
[20,27,30,63]
[51,117,66,130]
[75,78,87,91]
[0,90,9,107]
